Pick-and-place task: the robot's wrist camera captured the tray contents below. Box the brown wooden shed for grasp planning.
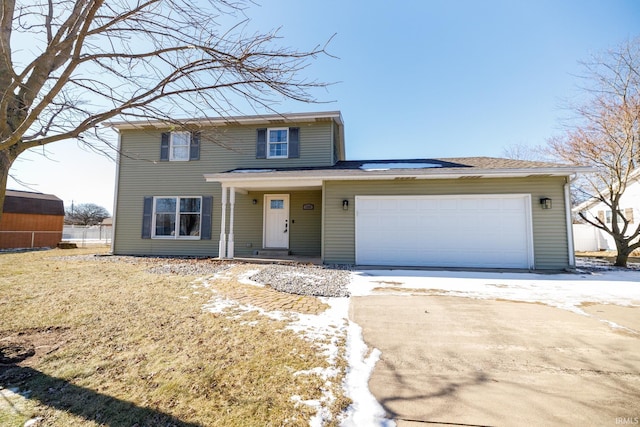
[0,190,65,249]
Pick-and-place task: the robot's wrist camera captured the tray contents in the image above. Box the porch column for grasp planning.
[219,186,227,258]
[228,187,235,258]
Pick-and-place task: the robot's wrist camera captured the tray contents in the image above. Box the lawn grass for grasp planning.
[575,251,640,263]
[0,248,345,426]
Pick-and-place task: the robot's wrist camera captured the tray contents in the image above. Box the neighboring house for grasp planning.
[109,111,587,270]
[572,171,640,252]
[0,190,64,249]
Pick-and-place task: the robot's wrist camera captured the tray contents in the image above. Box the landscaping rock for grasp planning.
[250,264,351,297]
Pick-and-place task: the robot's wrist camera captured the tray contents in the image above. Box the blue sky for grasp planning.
[8,0,640,213]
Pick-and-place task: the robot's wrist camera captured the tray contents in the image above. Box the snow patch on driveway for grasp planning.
[349,268,640,333]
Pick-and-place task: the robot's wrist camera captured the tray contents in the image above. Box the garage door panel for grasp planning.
[355,195,533,268]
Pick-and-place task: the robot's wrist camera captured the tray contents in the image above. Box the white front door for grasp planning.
[264,194,290,248]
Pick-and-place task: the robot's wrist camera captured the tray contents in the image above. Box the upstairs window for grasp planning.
[170,132,190,161]
[256,127,299,159]
[267,128,289,158]
[160,131,200,161]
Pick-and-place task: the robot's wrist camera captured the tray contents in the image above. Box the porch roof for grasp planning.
[204,157,593,189]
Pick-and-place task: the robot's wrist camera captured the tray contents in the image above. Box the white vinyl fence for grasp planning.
[573,223,640,252]
[62,225,112,246]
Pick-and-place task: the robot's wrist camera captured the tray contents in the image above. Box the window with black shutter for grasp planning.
[160,131,200,161]
[256,127,300,159]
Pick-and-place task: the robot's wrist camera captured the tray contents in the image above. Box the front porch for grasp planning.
[215,185,323,260]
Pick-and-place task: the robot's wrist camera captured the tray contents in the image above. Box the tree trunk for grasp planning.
[0,148,18,223]
[614,238,630,267]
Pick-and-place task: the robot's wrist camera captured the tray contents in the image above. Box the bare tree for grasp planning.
[547,38,640,267]
[65,202,110,225]
[503,142,591,208]
[0,0,333,220]
[502,143,545,162]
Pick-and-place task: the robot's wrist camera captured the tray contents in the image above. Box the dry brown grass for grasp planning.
[576,251,640,263]
[0,248,346,426]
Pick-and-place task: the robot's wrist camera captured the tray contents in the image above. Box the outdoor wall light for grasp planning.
[252,199,258,205]
[540,197,552,209]
[342,199,349,210]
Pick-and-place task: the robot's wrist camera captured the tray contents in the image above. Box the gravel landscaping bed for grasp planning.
[145,259,232,276]
[55,254,233,276]
[250,264,351,297]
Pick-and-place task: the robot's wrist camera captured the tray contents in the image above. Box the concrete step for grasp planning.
[256,249,290,257]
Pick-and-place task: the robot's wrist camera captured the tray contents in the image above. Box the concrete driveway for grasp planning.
[350,290,640,426]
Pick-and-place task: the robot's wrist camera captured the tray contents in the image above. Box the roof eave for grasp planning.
[204,166,592,184]
[105,111,343,131]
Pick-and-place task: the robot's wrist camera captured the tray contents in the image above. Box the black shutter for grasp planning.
[142,197,153,239]
[288,127,300,158]
[190,131,200,160]
[160,133,169,161]
[201,196,213,240]
[256,128,267,159]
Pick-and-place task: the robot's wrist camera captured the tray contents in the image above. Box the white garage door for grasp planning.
[355,195,533,268]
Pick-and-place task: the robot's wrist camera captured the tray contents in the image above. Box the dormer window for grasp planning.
[267,128,289,158]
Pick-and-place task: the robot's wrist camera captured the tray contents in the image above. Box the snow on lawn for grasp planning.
[199,271,393,426]
[341,321,394,427]
[202,290,391,425]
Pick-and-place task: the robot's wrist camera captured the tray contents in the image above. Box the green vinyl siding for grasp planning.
[323,177,569,270]
[289,191,322,256]
[113,121,332,256]
[332,122,341,164]
[200,122,333,169]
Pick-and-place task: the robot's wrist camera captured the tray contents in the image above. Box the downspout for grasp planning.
[110,129,122,254]
[564,175,576,268]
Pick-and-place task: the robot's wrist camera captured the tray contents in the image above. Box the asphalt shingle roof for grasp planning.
[225,156,579,174]
[3,190,64,215]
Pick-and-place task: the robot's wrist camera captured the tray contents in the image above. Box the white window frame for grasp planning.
[169,131,191,161]
[152,196,202,239]
[266,127,289,159]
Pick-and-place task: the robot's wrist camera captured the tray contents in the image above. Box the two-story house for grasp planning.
[109,111,587,270]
